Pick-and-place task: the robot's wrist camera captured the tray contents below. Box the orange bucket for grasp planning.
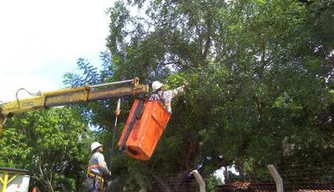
[118,100,171,160]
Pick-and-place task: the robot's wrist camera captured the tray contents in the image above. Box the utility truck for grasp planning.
[0,77,171,191]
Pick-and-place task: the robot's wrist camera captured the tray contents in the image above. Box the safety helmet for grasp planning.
[152,81,163,92]
[91,142,102,151]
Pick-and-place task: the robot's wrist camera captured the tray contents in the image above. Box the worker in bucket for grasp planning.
[86,142,111,192]
[150,80,190,114]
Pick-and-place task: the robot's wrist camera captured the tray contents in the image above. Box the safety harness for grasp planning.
[87,164,105,191]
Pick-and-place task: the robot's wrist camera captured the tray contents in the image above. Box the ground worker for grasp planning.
[86,142,111,192]
[149,80,190,114]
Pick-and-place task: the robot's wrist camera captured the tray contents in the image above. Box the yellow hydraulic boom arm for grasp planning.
[0,78,149,135]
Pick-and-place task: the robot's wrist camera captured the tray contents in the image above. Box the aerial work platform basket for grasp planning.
[118,100,171,160]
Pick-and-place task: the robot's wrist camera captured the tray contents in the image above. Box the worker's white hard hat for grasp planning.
[152,81,163,92]
[91,142,102,151]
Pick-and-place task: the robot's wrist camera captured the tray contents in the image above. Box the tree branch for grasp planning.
[202,18,212,60]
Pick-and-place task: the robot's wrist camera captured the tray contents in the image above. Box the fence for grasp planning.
[104,162,333,192]
[217,162,334,192]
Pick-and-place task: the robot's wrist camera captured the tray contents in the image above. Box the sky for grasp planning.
[0,0,115,102]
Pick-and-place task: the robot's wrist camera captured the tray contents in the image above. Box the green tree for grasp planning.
[0,108,91,192]
[65,0,334,191]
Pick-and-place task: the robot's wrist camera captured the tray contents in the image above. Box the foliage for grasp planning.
[206,175,223,192]
[63,0,334,191]
[0,108,92,192]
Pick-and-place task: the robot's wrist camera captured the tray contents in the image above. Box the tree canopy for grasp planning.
[62,0,334,191]
[0,108,91,191]
[1,0,333,191]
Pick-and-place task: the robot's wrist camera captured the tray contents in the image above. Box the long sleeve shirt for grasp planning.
[149,85,185,114]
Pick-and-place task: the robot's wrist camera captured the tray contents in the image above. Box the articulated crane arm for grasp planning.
[0,78,149,135]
